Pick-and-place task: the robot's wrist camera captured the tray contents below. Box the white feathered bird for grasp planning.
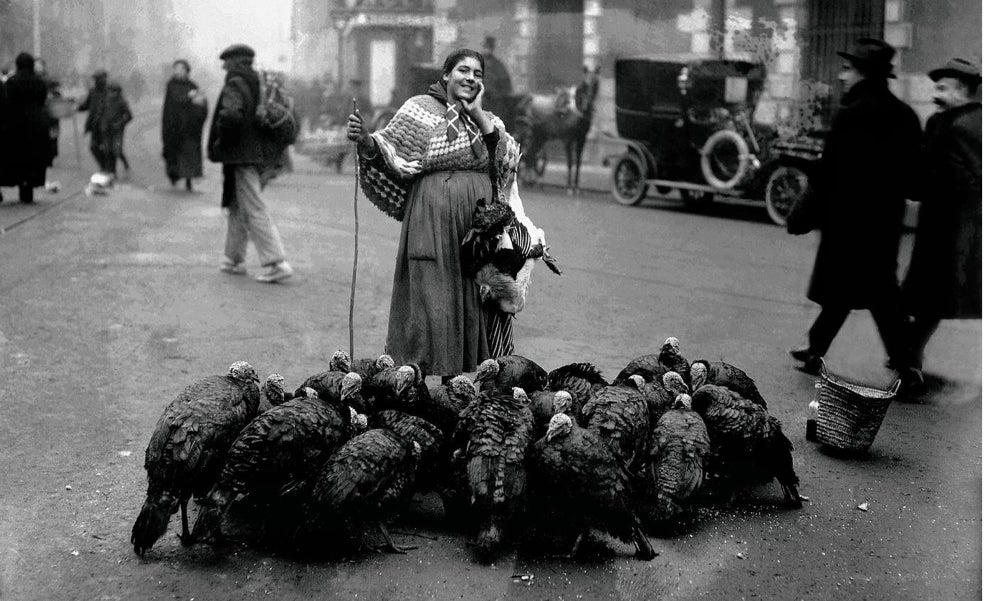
[462,178,560,314]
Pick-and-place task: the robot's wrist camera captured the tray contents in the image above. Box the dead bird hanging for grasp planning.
[461,179,561,314]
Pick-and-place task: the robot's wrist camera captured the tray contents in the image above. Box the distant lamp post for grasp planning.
[331,10,352,91]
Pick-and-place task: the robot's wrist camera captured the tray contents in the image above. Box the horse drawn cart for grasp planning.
[607,57,822,225]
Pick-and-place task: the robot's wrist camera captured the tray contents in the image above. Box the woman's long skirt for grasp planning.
[386,169,513,376]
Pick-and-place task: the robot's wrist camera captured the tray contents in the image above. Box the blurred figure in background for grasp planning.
[33,58,62,172]
[901,58,982,380]
[77,69,110,173]
[100,81,133,178]
[162,59,208,191]
[0,52,50,203]
[481,36,513,120]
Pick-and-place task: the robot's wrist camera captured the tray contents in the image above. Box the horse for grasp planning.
[513,69,599,194]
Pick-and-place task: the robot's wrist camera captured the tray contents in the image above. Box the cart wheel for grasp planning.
[765,165,809,226]
[680,189,714,203]
[611,154,648,206]
[701,129,751,190]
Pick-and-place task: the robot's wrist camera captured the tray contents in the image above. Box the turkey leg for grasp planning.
[375,523,417,554]
[178,499,193,546]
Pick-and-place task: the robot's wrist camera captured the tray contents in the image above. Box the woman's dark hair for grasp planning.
[15,52,34,72]
[172,59,191,73]
[442,48,484,76]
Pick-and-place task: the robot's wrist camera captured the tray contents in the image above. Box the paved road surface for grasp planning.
[0,105,979,600]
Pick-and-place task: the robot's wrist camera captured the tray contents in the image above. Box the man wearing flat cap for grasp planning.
[787,38,924,392]
[208,43,293,283]
[901,58,982,378]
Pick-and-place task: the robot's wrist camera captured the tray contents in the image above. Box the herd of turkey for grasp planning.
[131,337,803,563]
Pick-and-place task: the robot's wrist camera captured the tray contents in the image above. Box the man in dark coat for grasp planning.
[786,39,923,389]
[162,59,208,191]
[901,58,982,372]
[77,69,110,172]
[207,44,292,283]
[0,52,50,203]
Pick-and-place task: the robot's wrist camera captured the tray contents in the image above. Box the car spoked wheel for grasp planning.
[611,154,648,206]
[765,165,809,226]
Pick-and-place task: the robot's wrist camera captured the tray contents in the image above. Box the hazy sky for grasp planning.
[171,0,293,68]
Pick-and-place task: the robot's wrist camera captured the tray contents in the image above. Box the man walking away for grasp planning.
[786,38,923,392]
[207,44,293,283]
[901,58,982,381]
[77,69,110,173]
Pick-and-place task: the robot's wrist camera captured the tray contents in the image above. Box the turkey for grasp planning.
[545,362,608,417]
[418,374,477,436]
[460,190,561,315]
[294,370,365,412]
[351,353,396,381]
[530,390,575,438]
[690,384,802,507]
[640,394,711,532]
[258,373,287,411]
[368,409,446,493]
[190,385,365,545]
[362,364,418,414]
[131,361,261,556]
[613,337,690,385]
[474,355,548,395]
[631,371,688,426]
[690,359,767,409]
[581,377,651,473]
[450,386,535,561]
[528,413,657,560]
[304,428,422,554]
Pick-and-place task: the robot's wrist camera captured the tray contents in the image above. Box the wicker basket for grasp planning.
[815,359,900,452]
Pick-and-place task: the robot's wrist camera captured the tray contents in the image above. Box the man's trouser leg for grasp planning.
[232,165,286,267]
[807,305,851,356]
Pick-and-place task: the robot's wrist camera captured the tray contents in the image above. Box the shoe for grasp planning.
[255,261,293,283]
[789,347,823,375]
[220,260,247,275]
[896,367,926,400]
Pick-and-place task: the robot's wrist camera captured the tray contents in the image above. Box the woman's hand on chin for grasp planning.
[461,82,493,134]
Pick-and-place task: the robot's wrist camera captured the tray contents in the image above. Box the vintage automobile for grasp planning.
[607,57,822,225]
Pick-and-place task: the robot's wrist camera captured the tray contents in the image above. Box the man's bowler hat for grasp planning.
[837,38,897,79]
[928,58,982,86]
[219,44,256,60]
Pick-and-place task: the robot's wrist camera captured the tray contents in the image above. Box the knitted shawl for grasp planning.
[358,94,521,221]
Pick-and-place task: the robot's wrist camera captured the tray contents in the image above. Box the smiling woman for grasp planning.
[345,48,522,379]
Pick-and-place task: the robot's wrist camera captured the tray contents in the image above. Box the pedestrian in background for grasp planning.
[77,69,110,174]
[0,52,50,204]
[786,38,923,391]
[100,81,133,179]
[162,59,208,191]
[207,43,292,283]
[481,36,513,124]
[33,58,62,171]
[346,48,521,379]
[901,58,982,379]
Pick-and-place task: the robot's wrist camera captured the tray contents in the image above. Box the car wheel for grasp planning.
[611,154,648,206]
[700,129,751,190]
[765,165,809,226]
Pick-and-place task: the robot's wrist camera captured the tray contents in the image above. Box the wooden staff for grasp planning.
[349,98,359,360]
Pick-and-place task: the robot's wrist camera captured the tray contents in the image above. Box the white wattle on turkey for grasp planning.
[461,179,560,315]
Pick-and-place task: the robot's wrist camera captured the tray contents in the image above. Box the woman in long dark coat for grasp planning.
[0,53,49,203]
[162,60,208,191]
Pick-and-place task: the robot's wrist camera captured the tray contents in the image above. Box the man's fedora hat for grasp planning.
[928,58,982,85]
[219,44,256,60]
[837,37,897,79]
